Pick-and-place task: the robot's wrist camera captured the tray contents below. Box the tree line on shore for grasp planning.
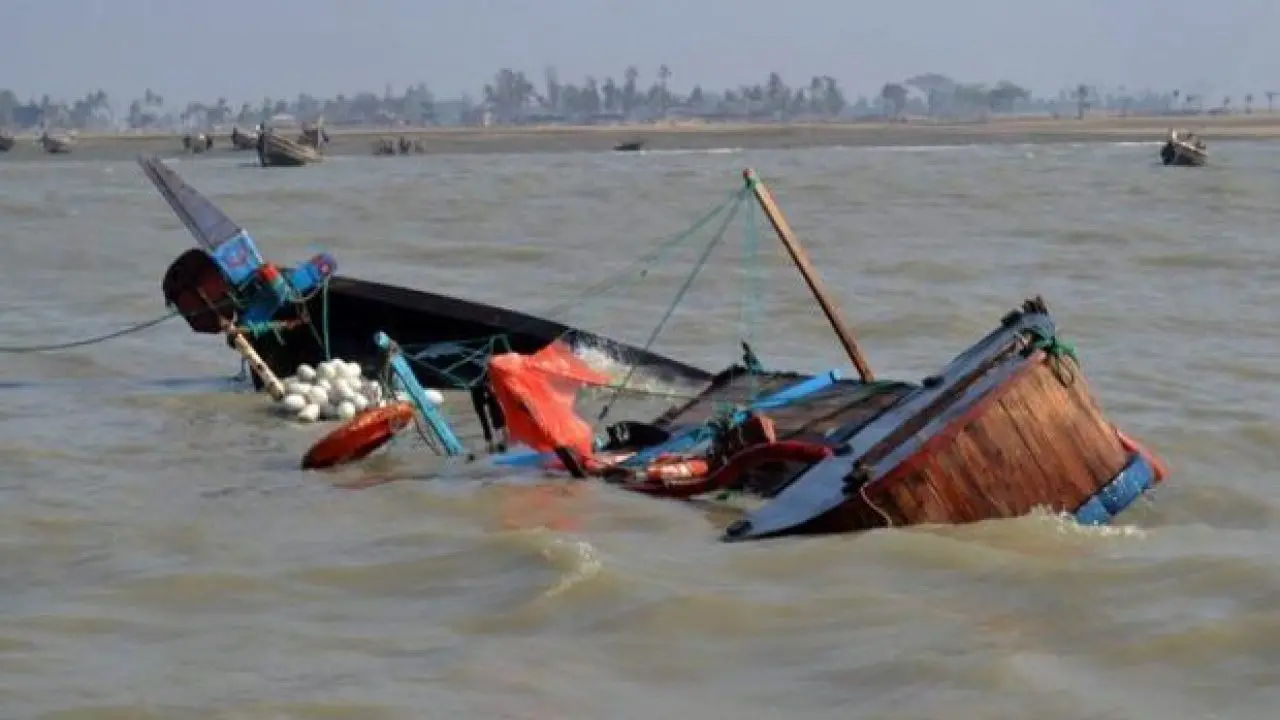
[1,68,1277,131]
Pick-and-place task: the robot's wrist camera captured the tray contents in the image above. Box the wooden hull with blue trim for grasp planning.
[244,274,715,391]
[140,154,713,393]
[722,297,1165,541]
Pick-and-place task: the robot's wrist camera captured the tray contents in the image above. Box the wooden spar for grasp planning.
[223,321,286,400]
[742,168,876,383]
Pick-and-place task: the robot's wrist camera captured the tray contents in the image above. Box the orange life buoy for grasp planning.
[644,457,711,483]
[623,440,833,499]
[1116,428,1169,484]
[301,402,415,470]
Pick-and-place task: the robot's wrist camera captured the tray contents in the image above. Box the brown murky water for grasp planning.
[2,142,1279,719]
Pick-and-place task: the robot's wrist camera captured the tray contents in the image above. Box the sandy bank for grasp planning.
[4,114,1278,161]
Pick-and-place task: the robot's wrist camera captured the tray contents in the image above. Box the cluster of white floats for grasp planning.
[273,358,443,423]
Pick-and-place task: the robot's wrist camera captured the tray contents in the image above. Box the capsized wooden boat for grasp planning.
[1161,129,1207,166]
[257,130,321,167]
[477,169,1168,540]
[136,154,713,393]
[230,126,258,150]
[0,131,14,152]
[39,132,74,154]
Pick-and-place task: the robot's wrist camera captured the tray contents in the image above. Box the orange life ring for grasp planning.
[645,457,711,483]
[623,440,833,499]
[301,402,415,470]
[1116,428,1169,484]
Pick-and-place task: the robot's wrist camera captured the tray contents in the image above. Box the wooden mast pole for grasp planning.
[742,168,875,383]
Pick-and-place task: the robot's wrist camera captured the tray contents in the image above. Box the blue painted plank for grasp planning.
[375,332,466,456]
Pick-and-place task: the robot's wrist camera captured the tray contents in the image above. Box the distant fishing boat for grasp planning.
[230,126,258,150]
[298,119,329,150]
[613,140,646,152]
[0,131,14,152]
[373,136,426,156]
[257,130,321,167]
[39,131,74,154]
[1160,129,1207,166]
[182,132,214,154]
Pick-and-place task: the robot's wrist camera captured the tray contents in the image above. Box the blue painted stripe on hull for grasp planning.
[1074,451,1155,526]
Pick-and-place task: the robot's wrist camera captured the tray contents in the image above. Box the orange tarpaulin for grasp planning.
[486,342,610,459]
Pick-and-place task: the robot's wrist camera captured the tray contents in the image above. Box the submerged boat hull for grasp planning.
[141,153,709,393]
[723,297,1162,541]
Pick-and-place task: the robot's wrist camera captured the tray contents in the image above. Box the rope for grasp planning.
[387,188,750,387]
[597,190,745,421]
[1025,326,1078,386]
[0,307,182,353]
[320,277,331,360]
[542,188,743,321]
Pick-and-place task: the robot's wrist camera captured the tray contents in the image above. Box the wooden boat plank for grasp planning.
[723,310,1052,541]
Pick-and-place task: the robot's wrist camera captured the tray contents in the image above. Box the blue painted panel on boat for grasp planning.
[725,310,1057,542]
[1075,451,1153,523]
[375,332,466,456]
[240,294,287,326]
[288,252,338,295]
[1073,495,1112,526]
[753,371,842,409]
[213,231,264,287]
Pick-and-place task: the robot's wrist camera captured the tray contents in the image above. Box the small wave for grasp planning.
[632,147,744,156]
[540,535,604,598]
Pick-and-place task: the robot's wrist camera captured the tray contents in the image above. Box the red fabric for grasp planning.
[487,342,610,459]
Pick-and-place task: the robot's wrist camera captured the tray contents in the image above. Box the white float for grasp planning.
[270,357,443,423]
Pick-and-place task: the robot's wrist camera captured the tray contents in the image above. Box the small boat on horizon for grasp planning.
[257,129,322,167]
[613,139,646,152]
[39,131,74,154]
[230,125,259,150]
[1160,129,1207,166]
[182,132,214,154]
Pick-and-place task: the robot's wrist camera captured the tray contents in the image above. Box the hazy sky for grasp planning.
[5,0,1279,106]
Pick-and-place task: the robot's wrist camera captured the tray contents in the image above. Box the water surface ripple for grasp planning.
[2,142,1278,719]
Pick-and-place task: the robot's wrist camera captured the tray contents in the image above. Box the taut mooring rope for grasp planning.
[0,308,181,353]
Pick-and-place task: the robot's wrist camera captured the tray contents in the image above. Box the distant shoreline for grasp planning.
[5,115,1280,160]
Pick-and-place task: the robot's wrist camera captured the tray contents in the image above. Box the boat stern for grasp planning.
[723,297,1167,542]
